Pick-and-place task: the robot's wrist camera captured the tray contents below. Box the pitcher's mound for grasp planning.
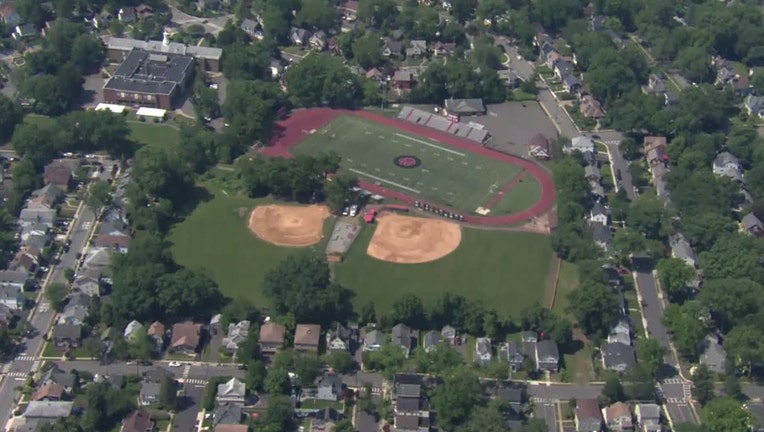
[367,213,461,264]
[248,204,330,247]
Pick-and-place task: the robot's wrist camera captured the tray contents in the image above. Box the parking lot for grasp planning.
[474,102,559,156]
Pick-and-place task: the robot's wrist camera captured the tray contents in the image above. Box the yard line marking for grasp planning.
[447,157,454,161]
[378,135,385,139]
[349,168,421,194]
[374,168,381,172]
[405,143,412,147]
[433,153,441,157]
[462,161,469,165]
[388,172,396,177]
[395,133,466,156]
[361,163,367,167]
[347,158,354,163]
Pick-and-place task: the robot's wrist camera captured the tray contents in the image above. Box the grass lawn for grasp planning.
[563,343,594,383]
[291,115,540,215]
[334,223,554,317]
[300,399,344,410]
[169,187,331,304]
[23,114,180,147]
[551,261,579,315]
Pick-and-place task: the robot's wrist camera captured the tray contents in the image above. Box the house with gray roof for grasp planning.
[23,401,73,420]
[240,18,258,37]
[363,329,385,351]
[499,341,525,371]
[712,151,743,182]
[18,208,56,228]
[0,270,29,291]
[534,340,560,372]
[124,320,144,342]
[38,365,76,390]
[443,98,485,118]
[699,335,726,374]
[391,323,413,355]
[589,202,609,225]
[139,381,160,406]
[406,40,427,57]
[669,233,697,268]
[222,320,250,353]
[602,342,636,372]
[591,222,613,251]
[441,325,457,345]
[742,213,764,237]
[608,319,631,346]
[217,378,246,404]
[57,304,88,326]
[72,273,102,297]
[290,27,310,46]
[213,402,242,427]
[0,285,24,310]
[571,136,595,153]
[746,95,764,119]
[316,373,343,401]
[422,330,440,352]
[634,403,661,432]
[52,324,82,349]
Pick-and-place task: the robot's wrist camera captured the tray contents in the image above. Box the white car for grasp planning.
[349,204,358,217]
[342,207,349,216]
[168,361,182,367]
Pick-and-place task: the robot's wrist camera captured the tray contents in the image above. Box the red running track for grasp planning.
[262,108,556,226]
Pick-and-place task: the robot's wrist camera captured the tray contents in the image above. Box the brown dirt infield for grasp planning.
[248,204,330,247]
[367,213,462,264]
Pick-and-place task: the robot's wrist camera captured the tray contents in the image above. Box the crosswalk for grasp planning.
[661,378,684,384]
[530,397,559,404]
[15,356,35,362]
[599,140,620,145]
[7,372,28,379]
[183,378,208,386]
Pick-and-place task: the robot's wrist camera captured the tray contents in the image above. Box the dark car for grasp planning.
[615,169,622,180]
[591,134,601,139]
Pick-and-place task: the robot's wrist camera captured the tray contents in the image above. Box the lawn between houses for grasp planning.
[291,115,542,216]
[23,114,182,147]
[170,184,555,318]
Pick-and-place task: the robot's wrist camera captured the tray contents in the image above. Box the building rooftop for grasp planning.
[105,49,194,95]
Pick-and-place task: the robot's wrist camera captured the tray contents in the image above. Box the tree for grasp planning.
[83,337,102,360]
[724,325,764,376]
[255,395,295,432]
[326,350,354,374]
[663,302,709,361]
[351,34,383,69]
[285,54,362,108]
[390,293,427,329]
[11,122,60,169]
[357,0,398,28]
[87,181,112,210]
[623,364,656,401]
[70,34,104,73]
[246,360,267,392]
[294,0,339,32]
[431,371,485,431]
[46,283,68,313]
[156,269,225,323]
[324,173,358,212]
[675,46,713,84]
[222,79,286,152]
[263,252,354,325]
[334,419,355,432]
[656,258,696,303]
[159,375,178,410]
[412,344,464,375]
[612,228,646,262]
[692,364,715,406]
[567,283,619,338]
[128,331,154,362]
[703,397,752,432]
[459,400,511,432]
[601,376,625,404]
[363,343,407,380]
[295,354,322,387]
[221,42,272,81]
[699,234,764,285]
[264,367,291,395]
[698,278,764,332]
[626,195,667,240]
[724,373,743,400]
[0,95,21,142]
[637,338,666,379]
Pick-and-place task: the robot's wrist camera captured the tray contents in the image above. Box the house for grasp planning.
[603,402,633,431]
[9,249,38,274]
[742,213,764,237]
[325,323,352,352]
[647,74,667,93]
[422,330,440,352]
[712,151,743,182]
[749,403,764,432]
[601,342,636,372]
[571,136,595,154]
[669,233,697,268]
[545,50,561,69]
[591,222,612,251]
[316,373,343,401]
[608,319,631,346]
[700,335,727,374]
[564,74,582,94]
[290,27,310,46]
[0,284,24,311]
[473,337,492,364]
[57,303,89,326]
[23,401,74,421]
[528,133,551,160]
[28,184,64,209]
[310,31,327,51]
[444,98,486,118]
[121,410,153,432]
[499,341,525,371]
[381,38,403,57]
[585,165,602,184]
[72,273,102,297]
[0,3,21,26]
[363,329,385,351]
[139,382,160,406]
[52,324,82,349]
[664,91,678,106]
[294,324,321,353]
[496,385,525,416]
[94,234,132,253]
[498,69,519,88]
[221,320,249,353]
[553,60,573,81]
[196,0,220,11]
[147,321,165,351]
[634,403,661,432]
[745,95,764,119]
[38,365,76,391]
[406,40,428,58]
[13,24,36,40]
[521,331,538,343]
[19,208,56,229]
[118,7,136,23]
[645,135,669,162]
[339,0,358,19]
[213,402,242,427]
[217,378,246,404]
[259,322,286,354]
[580,94,604,118]
[391,323,413,355]
[366,68,384,81]
[143,367,174,384]
[432,42,455,57]
[240,18,258,37]
[534,340,560,372]
[589,202,609,225]
[124,320,144,342]
[270,58,283,79]
[170,322,201,354]
[441,325,457,345]
[0,270,28,291]
[392,70,414,90]
[575,399,603,432]
[43,163,73,188]
[31,382,65,402]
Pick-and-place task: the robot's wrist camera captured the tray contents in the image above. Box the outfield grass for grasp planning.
[23,114,180,147]
[291,115,540,215]
[334,222,554,317]
[551,261,579,316]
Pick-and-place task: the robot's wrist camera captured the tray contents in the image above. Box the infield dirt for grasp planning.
[366,213,461,264]
[248,204,329,247]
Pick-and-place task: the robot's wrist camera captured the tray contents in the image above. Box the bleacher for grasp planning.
[397,106,490,145]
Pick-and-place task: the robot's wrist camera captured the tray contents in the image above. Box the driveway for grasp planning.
[477,101,559,156]
[493,36,535,81]
[533,402,558,432]
[175,382,204,432]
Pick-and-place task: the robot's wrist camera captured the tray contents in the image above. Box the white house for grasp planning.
[571,136,595,154]
[589,202,609,225]
[474,337,492,364]
[712,151,743,182]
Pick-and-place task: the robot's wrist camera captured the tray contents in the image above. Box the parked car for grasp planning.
[349,204,358,217]
[168,361,182,367]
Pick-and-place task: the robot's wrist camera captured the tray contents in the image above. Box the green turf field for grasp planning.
[291,115,541,215]
[170,184,554,316]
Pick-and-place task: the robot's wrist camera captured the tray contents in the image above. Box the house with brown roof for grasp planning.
[576,399,603,432]
[529,133,551,159]
[259,322,286,354]
[147,321,165,351]
[43,163,73,189]
[121,410,154,432]
[295,324,321,353]
[580,94,603,118]
[366,68,384,81]
[94,234,132,253]
[602,402,633,431]
[31,382,65,402]
[169,321,202,355]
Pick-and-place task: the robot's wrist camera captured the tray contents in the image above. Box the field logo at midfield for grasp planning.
[394,155,422,169]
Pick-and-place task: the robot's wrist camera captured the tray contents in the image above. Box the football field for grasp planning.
[291,115,541,215]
